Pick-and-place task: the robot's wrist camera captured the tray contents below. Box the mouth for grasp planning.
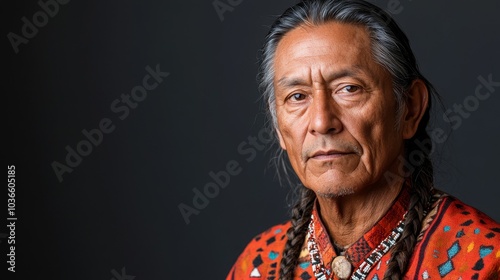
[309,150,355,160]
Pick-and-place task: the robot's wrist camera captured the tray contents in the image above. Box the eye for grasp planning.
[338,85,361,94]
[287,93,306,102]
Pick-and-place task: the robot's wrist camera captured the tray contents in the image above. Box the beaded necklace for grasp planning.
[307,212,407,280]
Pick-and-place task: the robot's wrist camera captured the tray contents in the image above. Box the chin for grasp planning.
[302,170,358,197]
[310,184,356,199]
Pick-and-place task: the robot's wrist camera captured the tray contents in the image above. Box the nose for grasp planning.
[309,92,343,135]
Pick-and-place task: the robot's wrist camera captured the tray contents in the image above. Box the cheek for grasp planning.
[279,126,303,160]
[277,120,309,171]
[346,107,399,171]
[277,108,307,149]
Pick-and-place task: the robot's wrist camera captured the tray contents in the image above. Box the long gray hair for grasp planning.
[258,0,437,279]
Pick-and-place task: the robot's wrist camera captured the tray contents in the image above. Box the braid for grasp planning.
[279,186,316,280]
[383,121,434,279]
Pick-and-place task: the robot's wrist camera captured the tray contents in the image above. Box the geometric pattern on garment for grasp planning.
[437,240,461,277]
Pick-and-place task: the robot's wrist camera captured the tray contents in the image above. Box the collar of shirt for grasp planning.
[309,183,411,268]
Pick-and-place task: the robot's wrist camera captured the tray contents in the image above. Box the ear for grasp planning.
[276,128,287,150]
[402,79,429,139]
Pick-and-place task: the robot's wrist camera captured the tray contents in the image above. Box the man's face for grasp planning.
[273,22,407,197]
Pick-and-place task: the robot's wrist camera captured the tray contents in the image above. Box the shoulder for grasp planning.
[227,221,291,280]
[426,192,499,237]
[408,192,500,279]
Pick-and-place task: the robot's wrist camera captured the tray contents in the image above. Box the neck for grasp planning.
[315,177,404,247]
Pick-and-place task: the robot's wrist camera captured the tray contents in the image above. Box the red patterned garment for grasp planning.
[227,188,500,279]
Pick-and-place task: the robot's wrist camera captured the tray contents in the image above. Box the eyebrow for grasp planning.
[276,68,362,88]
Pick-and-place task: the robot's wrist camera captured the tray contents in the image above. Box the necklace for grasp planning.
[332,241,351,256]
[307,212,407,280]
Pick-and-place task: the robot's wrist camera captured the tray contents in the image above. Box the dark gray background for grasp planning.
[4,0,499,279]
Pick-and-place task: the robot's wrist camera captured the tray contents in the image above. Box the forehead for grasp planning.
[273,21,383,84]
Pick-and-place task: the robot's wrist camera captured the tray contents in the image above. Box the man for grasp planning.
[227,0,499,279]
